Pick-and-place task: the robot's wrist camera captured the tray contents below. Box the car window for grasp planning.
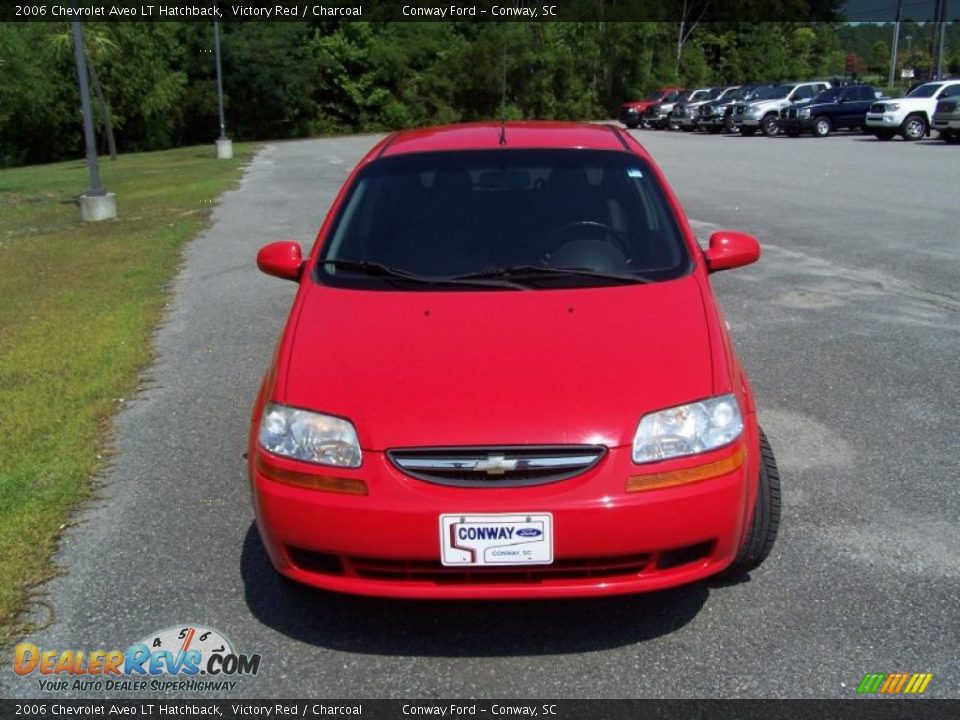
[940,85,960,99]
[814,88,842,103]
[317,149,691,290]
[792,86,815,101]
[907,83,943,98]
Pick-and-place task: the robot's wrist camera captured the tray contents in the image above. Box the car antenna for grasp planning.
[499,46,507,145]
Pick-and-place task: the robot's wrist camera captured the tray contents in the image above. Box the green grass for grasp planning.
[0,144,256,636]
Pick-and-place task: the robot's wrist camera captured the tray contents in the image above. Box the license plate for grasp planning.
[439,513,553,566]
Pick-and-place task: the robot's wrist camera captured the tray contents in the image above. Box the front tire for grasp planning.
[813,116,832,137]
[740,127,758,137]
[761,113,780,137]
[873,130,895,141]
[900,114,927,141]
[722,429,781,577]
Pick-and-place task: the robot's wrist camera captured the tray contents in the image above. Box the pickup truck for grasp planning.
[619,88,684,129]
[778,85,878,137]
[865,81,960,140]
[730,81,831,136]
[932,97,960,143]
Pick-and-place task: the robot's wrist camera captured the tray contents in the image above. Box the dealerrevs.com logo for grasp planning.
[14,625,261,693]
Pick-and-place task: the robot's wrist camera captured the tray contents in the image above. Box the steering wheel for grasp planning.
[537,220,631,262]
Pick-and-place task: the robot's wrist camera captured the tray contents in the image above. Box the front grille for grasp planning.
[699,105,714,117]
[388,445,606,487]
[870,102,885,113]
[289,548,652,583]
[735,105,745,115]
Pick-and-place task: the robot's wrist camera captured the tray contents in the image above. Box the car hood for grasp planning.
[282,277,714,451]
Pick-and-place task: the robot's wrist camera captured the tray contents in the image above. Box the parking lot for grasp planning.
[5,129,958,699]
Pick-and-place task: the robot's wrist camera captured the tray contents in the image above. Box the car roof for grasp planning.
[378,122,635,157]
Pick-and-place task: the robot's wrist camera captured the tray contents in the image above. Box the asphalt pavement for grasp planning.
[4,128,958,699]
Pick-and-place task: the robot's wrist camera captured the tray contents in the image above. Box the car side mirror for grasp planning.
[703,231,761,273]
[257,241,304,282]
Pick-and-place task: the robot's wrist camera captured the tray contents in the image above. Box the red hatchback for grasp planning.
[249,122,780,599]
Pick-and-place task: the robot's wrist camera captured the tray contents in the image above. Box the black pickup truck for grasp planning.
[778,85,878,137]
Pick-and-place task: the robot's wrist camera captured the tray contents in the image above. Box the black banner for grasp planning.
[0,0,917,24]
[2,700,960,720]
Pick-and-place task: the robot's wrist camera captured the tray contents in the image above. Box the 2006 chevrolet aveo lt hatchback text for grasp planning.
[249,122,780,599]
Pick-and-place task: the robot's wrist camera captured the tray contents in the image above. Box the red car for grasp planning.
[250,122,780,599]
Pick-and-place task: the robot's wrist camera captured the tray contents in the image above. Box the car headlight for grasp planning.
[632,394,743,463]
[885,103,899,112]
[258,403,362,467]
[799,107,811,118]
[746,107,761,117]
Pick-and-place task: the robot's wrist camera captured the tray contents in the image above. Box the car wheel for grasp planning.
[900,114,927,141]
[624,120,639,130]
[784,128,801,137]
[941,130,960,144]
[740,127,758,137]
[721,428,781,577]
[761,114,780,137]
[813,116,832,137]
[873,130,895,141]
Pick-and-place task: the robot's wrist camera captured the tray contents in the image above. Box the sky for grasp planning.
[844,0,950,22]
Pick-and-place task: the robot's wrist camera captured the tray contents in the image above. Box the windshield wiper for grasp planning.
[453,265,655,285]
[319,259,528,290]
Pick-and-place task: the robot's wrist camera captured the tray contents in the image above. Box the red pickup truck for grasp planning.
[619,88,685,129]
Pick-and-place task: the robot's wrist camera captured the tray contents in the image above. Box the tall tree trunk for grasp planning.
[86,55,117,160]
[676,18,685,79]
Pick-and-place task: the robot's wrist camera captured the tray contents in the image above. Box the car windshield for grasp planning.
[317,149,690,290]
[705,87,724,99]
[907,83,943,98]
[813,88,843,103]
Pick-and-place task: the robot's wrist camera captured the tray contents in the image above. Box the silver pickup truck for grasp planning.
[730,81,831,136]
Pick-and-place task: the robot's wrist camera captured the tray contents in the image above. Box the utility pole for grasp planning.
[888,0,903,88]
[71,18,116,222]
[935,0,948,80]
[213,21,232,159]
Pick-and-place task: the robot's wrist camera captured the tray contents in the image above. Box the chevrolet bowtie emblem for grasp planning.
[473,454,518,475]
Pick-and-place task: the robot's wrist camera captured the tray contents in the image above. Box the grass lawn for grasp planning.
[0,144,256,636]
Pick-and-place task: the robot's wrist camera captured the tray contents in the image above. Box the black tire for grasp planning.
[813,116,832,137]
[784,128,801,137]
[740,127,758,137]
[722,428,781,577]
[624,120,639,130]
[941,130,960,144]
[761,113,780,137]
[873,130,895,141]
[900,113,927,141]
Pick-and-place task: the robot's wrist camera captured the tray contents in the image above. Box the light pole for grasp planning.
[71,19,116,222]
[213,21,232,159]
[888,0,902,88]
[935,0,948,80]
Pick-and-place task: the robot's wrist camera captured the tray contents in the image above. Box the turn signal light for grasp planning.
[626,446,745,493]
[255,455,368,495]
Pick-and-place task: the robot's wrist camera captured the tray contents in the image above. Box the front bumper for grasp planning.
[866,114,900,128]
[250,439,755,599]
[778,117,814,133]
[732,114,761,128]
[620,108,641,126]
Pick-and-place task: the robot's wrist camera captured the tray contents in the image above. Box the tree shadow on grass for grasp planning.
[240,523,708,657]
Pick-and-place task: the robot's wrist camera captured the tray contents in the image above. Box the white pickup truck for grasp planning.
[865,80,960,140]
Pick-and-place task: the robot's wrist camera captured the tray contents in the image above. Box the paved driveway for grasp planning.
[5,130,958,699]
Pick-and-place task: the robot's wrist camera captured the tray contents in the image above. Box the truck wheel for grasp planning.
[624,120,639,130]
[900,114,927,141]
[740,127,758,137]
[721,429,781,578]
[813,116,832,137]
[761,114,780,137]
